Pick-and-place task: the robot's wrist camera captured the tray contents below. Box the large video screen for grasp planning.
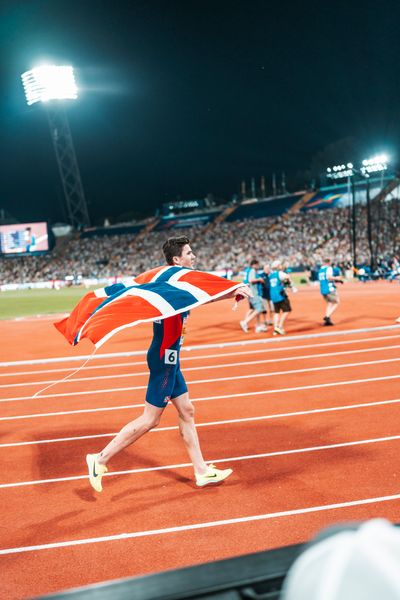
[0,222,49,255]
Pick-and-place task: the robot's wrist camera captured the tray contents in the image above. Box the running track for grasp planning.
[0,282,399,599]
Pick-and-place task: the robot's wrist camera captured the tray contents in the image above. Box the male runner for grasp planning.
[318,258,343,325]
[86,236,251,492]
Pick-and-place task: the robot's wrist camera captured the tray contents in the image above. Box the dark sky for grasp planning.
[1,0,400,225]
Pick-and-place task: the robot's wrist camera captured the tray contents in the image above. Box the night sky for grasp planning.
[1,0,400,225]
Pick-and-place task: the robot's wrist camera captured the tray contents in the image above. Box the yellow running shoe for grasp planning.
[86,454,108,492]
[195,464,233,487]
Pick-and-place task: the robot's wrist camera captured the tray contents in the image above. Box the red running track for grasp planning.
[0,281,399,599]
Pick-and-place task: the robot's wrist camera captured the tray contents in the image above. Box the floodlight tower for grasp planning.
[21,65,90,229]
[360,154,389,271]
[326,162,357,267]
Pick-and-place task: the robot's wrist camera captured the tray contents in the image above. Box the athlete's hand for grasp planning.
[234,285,253,300]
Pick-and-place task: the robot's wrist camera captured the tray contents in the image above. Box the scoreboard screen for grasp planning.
[0,222,49,255]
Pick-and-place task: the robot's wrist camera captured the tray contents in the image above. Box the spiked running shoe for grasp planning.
[195,464,233,487]
[86,454,108,492]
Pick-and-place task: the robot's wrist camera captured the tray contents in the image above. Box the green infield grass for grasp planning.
[0,287,94,320]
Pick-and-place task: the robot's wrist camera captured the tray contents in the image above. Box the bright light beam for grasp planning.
[361,154,389,176]
[21,65,78,106]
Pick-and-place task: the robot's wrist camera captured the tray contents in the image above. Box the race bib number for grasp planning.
[165,349,177,365]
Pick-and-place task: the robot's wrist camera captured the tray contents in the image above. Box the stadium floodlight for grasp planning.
[326,163,354,180]
[361,154,389,176]
[21,64,90,229]
[21,65,78,106]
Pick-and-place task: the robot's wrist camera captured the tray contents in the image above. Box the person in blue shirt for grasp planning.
[240,259,268,332]
[269,259,293,335]
[258,263,274,325]
[24,227,36,252]
[318,258,344,326]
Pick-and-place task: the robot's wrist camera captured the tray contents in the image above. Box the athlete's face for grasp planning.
[174,244,196,269]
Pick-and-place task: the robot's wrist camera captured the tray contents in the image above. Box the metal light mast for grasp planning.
[21,65,90,229]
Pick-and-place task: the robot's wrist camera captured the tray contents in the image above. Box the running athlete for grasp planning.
[318,258,343,326]
[86,236,251,492]
[269,260,293,335]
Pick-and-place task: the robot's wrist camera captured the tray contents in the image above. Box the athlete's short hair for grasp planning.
[162,236,190,265]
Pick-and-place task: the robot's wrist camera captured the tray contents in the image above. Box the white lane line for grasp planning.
[1,491,400,556]
[2,375,400,422]
[1,434,400,490]
[0,361,147,378]
[3,335,400,378]
[2,373,400,407]
[2,397,400,448]
[3,345,400,389]
[2,358,400,402]
[1,324,400,367]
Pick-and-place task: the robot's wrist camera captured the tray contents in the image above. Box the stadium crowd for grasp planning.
[1,204,399,284]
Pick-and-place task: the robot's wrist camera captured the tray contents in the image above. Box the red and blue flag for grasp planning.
[54,266,243,349]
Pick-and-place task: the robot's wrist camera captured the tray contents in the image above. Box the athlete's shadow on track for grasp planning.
[33,421,373,509]
[32,425,205,504]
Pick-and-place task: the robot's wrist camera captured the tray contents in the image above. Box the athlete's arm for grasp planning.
[209,285,252,303]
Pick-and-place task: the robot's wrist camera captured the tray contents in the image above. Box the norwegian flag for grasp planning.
[54,266,244,349]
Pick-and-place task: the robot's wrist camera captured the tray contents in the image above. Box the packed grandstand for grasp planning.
[1,175,400,287]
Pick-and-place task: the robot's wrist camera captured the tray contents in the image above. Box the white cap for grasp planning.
[271,260,281,269]
[281,519,400,600]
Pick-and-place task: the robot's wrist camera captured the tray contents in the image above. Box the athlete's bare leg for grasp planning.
[171,392,208,475]
[97,401,164,465]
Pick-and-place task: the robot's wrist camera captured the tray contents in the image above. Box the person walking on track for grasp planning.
[86,236,251,492]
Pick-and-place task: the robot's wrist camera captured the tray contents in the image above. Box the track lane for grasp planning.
[0,438,399,552]
[0,402,399,484]
[2,397,400,449]
[2,495,399,600]
[3,344,400,389]
[1,353,400,412]
[1,361,400,425]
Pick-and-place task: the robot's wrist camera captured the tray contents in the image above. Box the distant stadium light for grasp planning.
[361,154,389,176]
[21,65,78,106]
[326,163,354,180]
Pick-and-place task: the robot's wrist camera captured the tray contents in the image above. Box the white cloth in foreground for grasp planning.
[281,519,400,600]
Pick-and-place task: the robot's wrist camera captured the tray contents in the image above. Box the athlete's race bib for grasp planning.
[165,349,178,365]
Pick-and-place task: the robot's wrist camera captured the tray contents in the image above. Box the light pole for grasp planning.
[21,65,90,230]
[360,154,389,271]
[326,155,389,269]
[326,163,356,266]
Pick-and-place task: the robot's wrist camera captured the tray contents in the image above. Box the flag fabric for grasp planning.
[54,266,244,349]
